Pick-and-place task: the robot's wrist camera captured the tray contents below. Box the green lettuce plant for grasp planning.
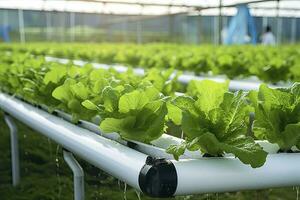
[167,80,267,168]
[252,83,300,152]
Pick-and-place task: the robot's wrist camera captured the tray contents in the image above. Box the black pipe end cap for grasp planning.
[138,156,177,198]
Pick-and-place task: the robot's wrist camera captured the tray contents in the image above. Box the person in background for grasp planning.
[261,25,276,45]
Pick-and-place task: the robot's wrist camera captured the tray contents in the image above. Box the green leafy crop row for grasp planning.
[1,43,300,83]
[0,50,300,169]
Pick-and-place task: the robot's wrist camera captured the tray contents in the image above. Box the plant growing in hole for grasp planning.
[250,83,300,152]
[167,80,267,168]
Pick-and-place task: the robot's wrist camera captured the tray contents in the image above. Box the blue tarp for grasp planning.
[225,4,257,44]
[0,25,11,42]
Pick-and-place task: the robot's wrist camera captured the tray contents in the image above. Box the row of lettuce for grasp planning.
[1,51,300,169]
[1,43,300,83]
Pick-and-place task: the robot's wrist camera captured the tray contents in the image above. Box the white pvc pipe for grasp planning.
[63,150,85,200]
[53,103,282,158]
[2,92,300,196]
[44,56,289,91]
[0,93,148,190]
[174,153,300,195]
[4,114,20,186]
[53,109,175,159]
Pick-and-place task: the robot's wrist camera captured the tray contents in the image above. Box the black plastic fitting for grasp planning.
[138,156,177,198]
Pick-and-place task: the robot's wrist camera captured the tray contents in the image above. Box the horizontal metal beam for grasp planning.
[72,0,202,9]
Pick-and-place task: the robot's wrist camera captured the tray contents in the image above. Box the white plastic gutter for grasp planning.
[0,92,148,190]
[173,153,300,195]
[45,56,290,91]
[53,109,177,160]
[1,92,300,197]
[42,97,285,159]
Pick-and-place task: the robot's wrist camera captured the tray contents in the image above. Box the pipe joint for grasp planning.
[138,156,177,198]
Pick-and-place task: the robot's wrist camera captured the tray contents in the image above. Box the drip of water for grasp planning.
[55,145,60,167]
[180,131,184,139]
[123,183,127,200]
[55,145,62,199]
[118,180,121,189]
[135,190,141,200]
[47,138,53,159]
[206,193,211,200]
[297,186,299,200]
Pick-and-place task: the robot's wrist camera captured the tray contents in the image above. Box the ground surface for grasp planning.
[0,113,299,200]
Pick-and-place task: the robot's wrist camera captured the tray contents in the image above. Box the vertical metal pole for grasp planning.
[262,17,267,29]
[183,14,188,43]
[70,12,76,42]
[4,114,20,187]
[277,17,282,44]
[63,150,84,200]
[291,17,296,44]
[276,0,281,44]
[61,12,66,42]
[168,6,173,42]
[196,14,201,44]
[3,10,8,26]
[136,19,142,44]
[218,0,222,44]
[213,16,218,44]
[46,12,51,41]
[122,16,128,42]
[18,9,25,43]
[136,5,143,44]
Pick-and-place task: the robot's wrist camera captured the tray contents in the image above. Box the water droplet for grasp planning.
[180,131,184,139]
[123,183,127,200]
[118,180,121,189]
[135,190,141,200]
[47,138,53,159]
[55,145,62,199]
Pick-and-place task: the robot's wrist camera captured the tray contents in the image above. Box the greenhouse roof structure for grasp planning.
[0,0,300,17]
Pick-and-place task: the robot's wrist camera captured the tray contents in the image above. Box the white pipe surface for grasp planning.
[54,109,176,159]
[0,93,148,190]
[54,106,282,158]
[174,153,300,195]
[2,92,300,196]
[4,114,20,186]
[45,56,290,91]
[63,150,85,200]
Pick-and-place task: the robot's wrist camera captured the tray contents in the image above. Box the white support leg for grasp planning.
[63,150,85,200]
[4,114,20,187]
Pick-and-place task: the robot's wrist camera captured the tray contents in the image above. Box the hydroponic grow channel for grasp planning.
[1,92,300,199]
[44,56,290,91]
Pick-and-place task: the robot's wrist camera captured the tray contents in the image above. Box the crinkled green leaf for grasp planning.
[119,90,149,113]
[253,83,300,151]
[44,67,67,84]
[70,82,89,100]
[187,80,229,114]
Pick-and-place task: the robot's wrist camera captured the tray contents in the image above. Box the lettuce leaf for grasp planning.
[252,83,300,151]
[168,81,267,168]
[95,85,168,143]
